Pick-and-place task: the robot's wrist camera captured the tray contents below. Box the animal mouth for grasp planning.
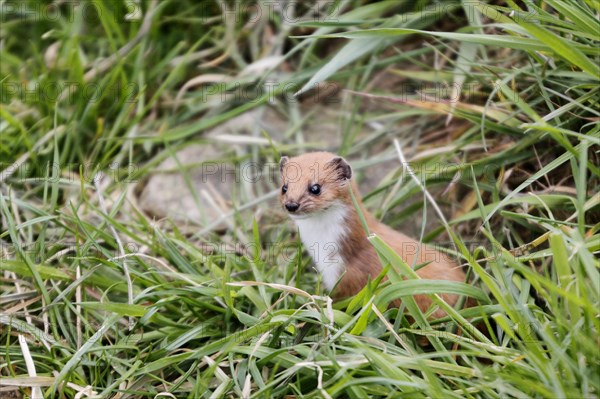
[288,212,311,220]
[287,205,335,220]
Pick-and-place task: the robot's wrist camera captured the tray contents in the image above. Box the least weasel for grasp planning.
[279,151,467,318]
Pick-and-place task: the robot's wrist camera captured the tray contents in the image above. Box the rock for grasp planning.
[138,143,231,229]
[137,107,288,230]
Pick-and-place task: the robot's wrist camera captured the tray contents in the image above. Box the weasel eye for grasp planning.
[309,184,321,195]
[282,184,288,194]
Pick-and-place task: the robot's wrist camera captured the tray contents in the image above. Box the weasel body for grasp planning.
[279,152,466,317]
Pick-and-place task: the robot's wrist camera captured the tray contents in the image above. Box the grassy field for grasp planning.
[1,1,599,398]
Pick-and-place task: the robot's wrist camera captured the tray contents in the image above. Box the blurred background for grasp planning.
[1,1,599,398]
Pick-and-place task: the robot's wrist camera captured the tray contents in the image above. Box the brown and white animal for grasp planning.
[279,151,467,317]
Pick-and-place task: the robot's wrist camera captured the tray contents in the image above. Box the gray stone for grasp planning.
[137,107,289,230]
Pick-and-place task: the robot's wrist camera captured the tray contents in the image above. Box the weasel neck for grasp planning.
[290,201,375,290]
[291,203,349,290]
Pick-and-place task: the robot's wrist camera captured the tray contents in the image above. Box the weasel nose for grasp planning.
[285,202,299,212]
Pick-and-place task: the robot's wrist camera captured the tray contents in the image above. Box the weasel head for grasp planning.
[279,152,353,219]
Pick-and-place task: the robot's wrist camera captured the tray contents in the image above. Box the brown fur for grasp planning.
[280,152,468,318]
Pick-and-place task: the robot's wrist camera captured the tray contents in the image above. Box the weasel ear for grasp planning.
[328,156,352,180]
[279,156,289,173]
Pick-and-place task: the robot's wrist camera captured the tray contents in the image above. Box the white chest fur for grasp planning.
[291,205,348,290]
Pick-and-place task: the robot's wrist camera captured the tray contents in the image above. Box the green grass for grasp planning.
[1,1,599,398]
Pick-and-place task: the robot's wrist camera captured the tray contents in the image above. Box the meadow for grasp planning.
[1,1,599,398]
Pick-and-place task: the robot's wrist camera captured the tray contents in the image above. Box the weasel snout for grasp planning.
[284,202,300,213]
